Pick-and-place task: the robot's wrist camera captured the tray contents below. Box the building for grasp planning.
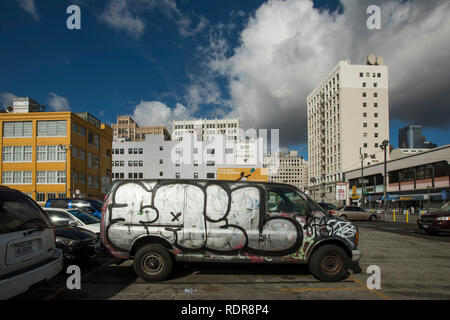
[264,151,308,192]
[112,133,263,181]
[345,144,450,212]
[172,118,239,142]
[0,98,113,204]
[307,56,389,205]
[112,115,171,141]
[398,124,437,151]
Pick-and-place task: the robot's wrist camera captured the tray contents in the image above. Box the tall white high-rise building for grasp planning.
[307,56,389,204]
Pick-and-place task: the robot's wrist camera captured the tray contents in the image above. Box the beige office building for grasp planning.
[172,118,240,142]
[307,57,389,204]
[264,151,309,192]
[112,115,171,141]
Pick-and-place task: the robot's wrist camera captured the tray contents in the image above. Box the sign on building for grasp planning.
[217,168,268,182]
[336,183,347,201]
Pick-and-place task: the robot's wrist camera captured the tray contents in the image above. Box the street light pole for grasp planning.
[360,147,365,206]
[380,140,389,214]
[59,144,71,197]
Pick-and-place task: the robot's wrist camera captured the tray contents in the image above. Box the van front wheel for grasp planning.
[133,244,173,282]
[309,244,349,282]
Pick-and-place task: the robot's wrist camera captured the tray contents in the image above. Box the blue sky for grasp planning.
[1,0,449,160]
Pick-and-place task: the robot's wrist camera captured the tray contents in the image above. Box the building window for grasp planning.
[128,148,133,154]
[374,113,378,118]
[128,160,133,167]
[47,193,56,200]
[362,92,367,97]
[375,133,379,138]
[373,83,378,88]
[175,161,180,167]
[363,123,368,128]
[194,160,198,166]
[374,103,378,108]
[36,193,46,202]
[3,121,33,137]
[362,82,366,87]
[175,173,180,179]
[37,120,67,137]
[363,113,367,117]
[363,102,367,107]
[375,143,379,148]
[37,146,66,162]
[58,193,66,198]
[79,148,86,160]
[207,161,215,166]
[374,93,378,97]
[159,172,163,177]
[139,160,143,167]
[207,173,215,179]
[36,171,65,184]
[159,159,163,164]
[194,173,198,179]
[79,126,86,137]
[374,123,379,128]
[2,171,32,184]
[2,146,32,162]
[139,148,143,154]
[359,72,363,77]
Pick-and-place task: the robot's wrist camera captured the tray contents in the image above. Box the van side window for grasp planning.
[266,188,308,216]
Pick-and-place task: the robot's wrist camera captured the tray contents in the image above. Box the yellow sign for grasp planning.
[217,168,268,182]
[352,185,357,195]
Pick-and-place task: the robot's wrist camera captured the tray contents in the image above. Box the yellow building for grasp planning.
[0,104,113,205]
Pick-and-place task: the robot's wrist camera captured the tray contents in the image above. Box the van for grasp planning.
[0,187,63,299]
[101,180,361,282]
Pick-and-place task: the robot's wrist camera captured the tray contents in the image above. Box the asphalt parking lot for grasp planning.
[13,221,450,300]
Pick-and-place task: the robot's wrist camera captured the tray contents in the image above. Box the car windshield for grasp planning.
[68,210,100,225]
[89,200,103,211]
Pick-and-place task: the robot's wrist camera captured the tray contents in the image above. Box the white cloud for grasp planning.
[132,101,191,130]
[0,92,17,108]
[100,0,145,39]
[16,0,39,21]
[99,0,208,39]
[48,93,70,111]
[196,0,450,147]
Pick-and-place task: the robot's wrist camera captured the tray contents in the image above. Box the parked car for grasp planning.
[44,198,103,218]
[45,209,98,262]
[317,202,338,215]
[44,208,100,234]
[100,179,361,282]
[336,206,380,221]
[417,203,450,235]
[0,187,63,300]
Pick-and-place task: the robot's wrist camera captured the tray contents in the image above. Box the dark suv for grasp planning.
[44,198,103,218]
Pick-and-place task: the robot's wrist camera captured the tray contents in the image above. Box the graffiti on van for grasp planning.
[103,181,357,261]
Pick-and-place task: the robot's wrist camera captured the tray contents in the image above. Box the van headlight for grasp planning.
[436,216,450,221]
[56,237,79,246]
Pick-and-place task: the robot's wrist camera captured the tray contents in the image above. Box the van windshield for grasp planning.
[0,192,49,234]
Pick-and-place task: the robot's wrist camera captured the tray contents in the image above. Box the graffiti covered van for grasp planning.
[100,179,361,282]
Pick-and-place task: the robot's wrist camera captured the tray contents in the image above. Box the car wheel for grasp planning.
[369,215,377,222]
[309,244,349,282]
[133,244,173,282]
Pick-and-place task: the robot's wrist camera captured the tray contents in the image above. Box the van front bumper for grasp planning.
[351,248,362,262]
[0,248,63,300]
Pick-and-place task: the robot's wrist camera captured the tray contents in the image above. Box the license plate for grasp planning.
[15,242,33,258]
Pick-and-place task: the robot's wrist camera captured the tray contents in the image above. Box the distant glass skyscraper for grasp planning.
[398,125,423,149]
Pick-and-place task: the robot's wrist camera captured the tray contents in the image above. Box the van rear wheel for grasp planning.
[133,244,173,282]
[309,244,349,282]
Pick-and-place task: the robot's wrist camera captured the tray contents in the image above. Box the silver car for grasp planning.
[0,187,63,300]
[337,206,381,221]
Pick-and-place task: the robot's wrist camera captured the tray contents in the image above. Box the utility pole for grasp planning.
[59,144,71,197]
[380,140,389,214]
[360,147,365,207]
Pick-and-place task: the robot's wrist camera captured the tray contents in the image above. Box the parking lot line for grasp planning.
[43,260,112,300]
[348,275,391,300]
[279,287,365,293]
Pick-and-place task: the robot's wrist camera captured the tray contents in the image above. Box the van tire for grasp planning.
[309,244,349,282]
[133,244,173,282]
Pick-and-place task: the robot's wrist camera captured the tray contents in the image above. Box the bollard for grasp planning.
[393,210,396,222]
[406,210,409,223]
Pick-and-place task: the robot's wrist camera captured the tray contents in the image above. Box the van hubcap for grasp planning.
[142,254,164,275]
[321,254,342,275]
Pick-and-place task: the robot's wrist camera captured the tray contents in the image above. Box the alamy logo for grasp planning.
[366,5,381,30]
[366,265,381,289]
[66,5,81,30]
[66,265,81,290]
